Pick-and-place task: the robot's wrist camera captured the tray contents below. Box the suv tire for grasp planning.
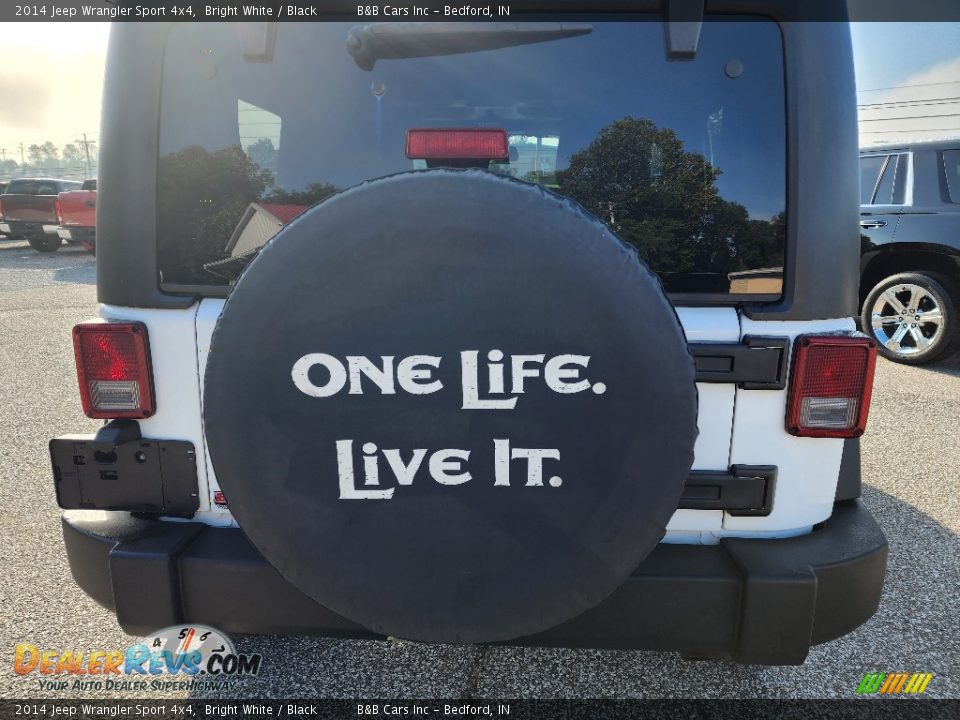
[861,271,960,365]
[28,235,62,253]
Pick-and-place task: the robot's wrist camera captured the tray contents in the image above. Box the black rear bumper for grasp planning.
[62,500,886,665]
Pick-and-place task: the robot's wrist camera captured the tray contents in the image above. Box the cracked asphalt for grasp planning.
[0,237,957,699]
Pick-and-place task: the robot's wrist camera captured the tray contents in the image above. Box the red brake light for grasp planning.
[406,128,509,161]
[785,335,877,438]
[73,322,155,419]
[55,198,62,225]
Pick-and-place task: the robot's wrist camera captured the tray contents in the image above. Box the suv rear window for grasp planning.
[944,149,960,203]
[6,180,74,195]
[158,20,787,298]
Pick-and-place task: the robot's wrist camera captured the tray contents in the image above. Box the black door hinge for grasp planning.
[689,336,790,390]
[679,465,777,516]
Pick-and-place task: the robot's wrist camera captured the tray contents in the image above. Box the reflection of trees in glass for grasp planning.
[158,145,273,284]
[157,145,341,284]
[245,138,279,175]
[264,182,338,206]
[556,117,784,285]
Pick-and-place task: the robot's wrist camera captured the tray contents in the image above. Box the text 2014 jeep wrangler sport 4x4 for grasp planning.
[51,5,888,665]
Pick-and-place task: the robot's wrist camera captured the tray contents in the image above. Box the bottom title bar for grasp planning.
[0,700,958,720]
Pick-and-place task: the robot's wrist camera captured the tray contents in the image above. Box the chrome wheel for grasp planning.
[870,282,944,356]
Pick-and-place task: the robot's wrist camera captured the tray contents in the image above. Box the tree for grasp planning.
[557,117,721,277]
[245,138,278,174]
[26,144,43,167]
[264,182,338,206]
[0,159,19,177]
[27,142,60,170]
[157,144,273,284]
[556,116,783,286]
[62,143,82,166]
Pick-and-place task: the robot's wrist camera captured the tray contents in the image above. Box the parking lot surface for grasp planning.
[1,238,957,699]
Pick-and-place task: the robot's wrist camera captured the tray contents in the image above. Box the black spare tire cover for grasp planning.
[203,170,698,643]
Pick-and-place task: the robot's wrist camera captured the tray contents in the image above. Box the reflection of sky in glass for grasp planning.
[237,100,281,153]
[162,19,786,221]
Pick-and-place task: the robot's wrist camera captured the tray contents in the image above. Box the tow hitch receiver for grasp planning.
[50,420,199,515]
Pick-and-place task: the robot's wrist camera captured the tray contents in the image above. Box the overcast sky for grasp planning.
[0,21,957,160]
[0,23,109,163]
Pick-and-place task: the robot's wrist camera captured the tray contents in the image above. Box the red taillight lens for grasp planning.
[785,335,877,438]
[406,128,509,161]
[73,322,155,419]
[55,198,62,225]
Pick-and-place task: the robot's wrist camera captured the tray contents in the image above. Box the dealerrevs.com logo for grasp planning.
[13,625,261,692]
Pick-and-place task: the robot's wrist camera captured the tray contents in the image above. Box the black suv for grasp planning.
[859,140,960,364]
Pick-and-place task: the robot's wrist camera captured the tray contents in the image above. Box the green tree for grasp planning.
[27,142,60,170]
[0,159,19,177]
[557,116,783,285]
[734,210,785,271]
[557,117,722,277]
[245,138,278,174]
[61,143,82,166]
[157,144,273,284]
[264,182,338,206]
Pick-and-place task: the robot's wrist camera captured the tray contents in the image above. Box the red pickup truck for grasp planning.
[0,177,82,252]
[57,179,97,253]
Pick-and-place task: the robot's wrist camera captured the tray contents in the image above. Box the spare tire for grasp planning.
[203,170,698,644]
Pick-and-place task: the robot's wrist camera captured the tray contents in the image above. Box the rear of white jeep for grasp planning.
[53,9,887,665]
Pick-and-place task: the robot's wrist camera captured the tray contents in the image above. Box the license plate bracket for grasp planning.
[50,426,199,515]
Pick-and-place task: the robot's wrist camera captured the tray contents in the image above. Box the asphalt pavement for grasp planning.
[0,237,957,699]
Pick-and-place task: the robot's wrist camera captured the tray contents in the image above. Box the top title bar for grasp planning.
[4,0,960,22]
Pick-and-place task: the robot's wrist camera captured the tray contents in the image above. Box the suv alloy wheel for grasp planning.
[862,272,960,364]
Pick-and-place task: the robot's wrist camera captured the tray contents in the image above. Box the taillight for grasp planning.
[0,197,4,219]
[55,198,62,225]
[72,322,155,419]
[406,128,509,161]
[785,335,877,438]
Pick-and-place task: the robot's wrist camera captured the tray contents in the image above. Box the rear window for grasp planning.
[6,180,61,195]
[944,149,960,203]
[5,179,80,195]
[158,20,787,297]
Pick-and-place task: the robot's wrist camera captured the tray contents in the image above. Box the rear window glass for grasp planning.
[859,155,886,205]
[6,180,63,195]
[944,149,960,203]
[5,179,80,194]
[158,20,787,297]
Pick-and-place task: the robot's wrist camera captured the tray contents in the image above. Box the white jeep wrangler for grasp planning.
[52,5,887,665]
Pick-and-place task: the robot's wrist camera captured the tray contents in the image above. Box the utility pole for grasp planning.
[19,142,25,173]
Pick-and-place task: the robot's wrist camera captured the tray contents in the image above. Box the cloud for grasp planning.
[859,56,960,146]
[0,76,49,128]
[0,48,105,156]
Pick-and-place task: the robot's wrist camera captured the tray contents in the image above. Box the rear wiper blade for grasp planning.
[346,22,593,71]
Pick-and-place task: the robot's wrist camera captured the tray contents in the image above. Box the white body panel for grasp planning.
[718,316,857,536]
[99,304,216,523]
[94,302,855,543]
[662,308,739,542]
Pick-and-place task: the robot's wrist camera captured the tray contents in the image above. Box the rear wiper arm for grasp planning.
[347,22,593,71]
